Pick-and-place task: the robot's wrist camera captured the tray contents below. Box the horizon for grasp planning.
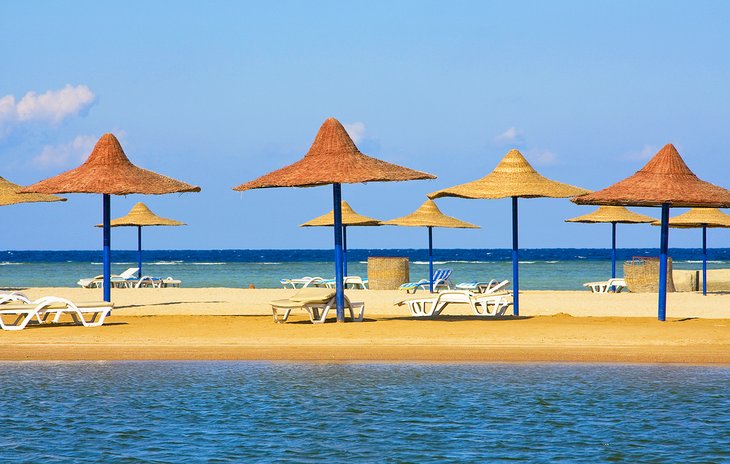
[2,1,730,251]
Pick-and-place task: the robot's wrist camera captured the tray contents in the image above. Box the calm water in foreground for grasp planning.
[1,362,728,462]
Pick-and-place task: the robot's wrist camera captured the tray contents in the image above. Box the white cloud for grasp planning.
[344,122,366,144]
[0,85,95,135]
[623,144,658,161]
[525,148,558,166]
[494,126,523,144]
[32,135,97,168]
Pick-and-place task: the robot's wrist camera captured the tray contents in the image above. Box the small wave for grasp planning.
[257,262,282,265]
[191,262,227,265]
[150,261,184,265]
[0,262,21,266]
[519,261,536,264]
[413,261,448,265]
[577,256,586,259]
[682,260,725,264]
[545,261,559,264]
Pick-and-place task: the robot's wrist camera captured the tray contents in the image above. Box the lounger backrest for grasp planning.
[119,268,140,279]
[432,268,452,282]
[290,288,336,303]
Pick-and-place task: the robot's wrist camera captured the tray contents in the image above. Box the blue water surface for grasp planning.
[0,362,728,463]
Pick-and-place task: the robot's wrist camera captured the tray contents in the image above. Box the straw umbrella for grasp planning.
[428,149,590,315]
[233,117,435,322]
[22,133,200,301]
[301,200,381,277]
[383,199,478,292]
[650,208,730,296]
[0,176,65,206]
[574,144,730,320]
[95,202,186,279]
[566,206,655,280]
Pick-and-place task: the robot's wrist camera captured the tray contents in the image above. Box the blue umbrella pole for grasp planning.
[103,194,111,302]
[428,226,434,293]
[138,226,143,279]
[343,225,348,277]
[611,222,617,279]
[658,203,670,321]
[702,226,707,296]
[511,196,519,316]
[332,183,345,322]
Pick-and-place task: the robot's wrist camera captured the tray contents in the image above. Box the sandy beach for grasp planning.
[2,287,728,364]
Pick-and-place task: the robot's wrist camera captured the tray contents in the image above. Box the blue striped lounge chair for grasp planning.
[399,268,453,293]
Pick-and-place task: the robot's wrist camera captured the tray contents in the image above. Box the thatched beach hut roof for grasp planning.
[573,144,730,208]
[95,202,186,228]
[21,133,201,195]
[301,201,380,227]
[0,176,65,206]
[233,118,435,191]
[383,199,478,229]
[566,206,655,224]
[428,149,590,200]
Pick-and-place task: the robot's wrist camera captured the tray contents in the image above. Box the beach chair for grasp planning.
[270,288,365,324]
[399,268,453,293]
[583,278,626,293]
[77,267,140,288]
[0,297,113,330]
[323,276,369,289]
[455,279,509,294]
[279,276,326,289]
[134,276,182,288]
[0,291,31,304]
[397,290,512,317]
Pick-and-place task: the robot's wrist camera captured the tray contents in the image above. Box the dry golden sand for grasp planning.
[1,287,728,364]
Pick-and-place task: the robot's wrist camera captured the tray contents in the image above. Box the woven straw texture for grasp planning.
[651,208,730,229]
[574,144,730,208]
[428,149,590,200]
[0,176,65,206]
[383,199,478,228]
[21,133,201,195]
[566,206,655,224]
[95,202,185,228]
[624,257,675,293]
[367,257,409,290]
[233,118,435,191]
[301,201,380,227]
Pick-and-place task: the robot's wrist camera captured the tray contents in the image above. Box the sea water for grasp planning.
[0,362,727,462]
[1,248,729,290]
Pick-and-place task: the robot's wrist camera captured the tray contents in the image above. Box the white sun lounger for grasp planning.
[583,278,626,293]
[455,279,509,294]
[279,276,327,289]
[270,288,365,324]
[397,290,512,317]
[0,297,113,330]
[77,267,140,288]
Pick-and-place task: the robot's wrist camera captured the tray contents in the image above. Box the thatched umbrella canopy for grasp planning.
[301,200,381,276]
[566,206,655,279]
[95,202,186,278]
[650,208,730,295]
[0,176,65,206]
[574,144,730,319]
[22,133,200,301]
[428,149,589,315]
[383,199,478,292]
[234,117,435,322]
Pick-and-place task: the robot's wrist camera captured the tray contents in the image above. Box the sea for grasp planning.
[1,248,729,290]
[0,362,727,462]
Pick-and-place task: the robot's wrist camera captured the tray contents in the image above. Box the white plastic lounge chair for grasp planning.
[323,276,368,289]
[270,288,365,324]
[399,268,453,293]
[133,276,181,288]
[0,297,113,330]
[455,279,509,294]
[0,291,31,304]
[279,276,327,289]
[77,267,140,288]
[583,278,626,293]
[397,290,512,317]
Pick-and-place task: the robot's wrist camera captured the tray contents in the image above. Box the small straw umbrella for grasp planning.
[566,206,655,280]
[95,202,186,279]
[383,199,478,292]
[428,149,590,315]
[574,144,730,320]
[650,208,730,296]
[0,176,65,206]
[22,133,200,302]
[301,200,381,277]
[233,117,435,322]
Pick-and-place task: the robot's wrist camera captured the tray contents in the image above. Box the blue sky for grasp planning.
[1,0,729,251]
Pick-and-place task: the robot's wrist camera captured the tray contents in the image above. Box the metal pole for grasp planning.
[611,222,617,279]
[333,184,345,322]
[103,194,111,302]
[428,226,434,293]
[658,203,669,321]
[702,226,707,296]
[511,196,519,316]
[342,225,348,277]
[138,226,143,279]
